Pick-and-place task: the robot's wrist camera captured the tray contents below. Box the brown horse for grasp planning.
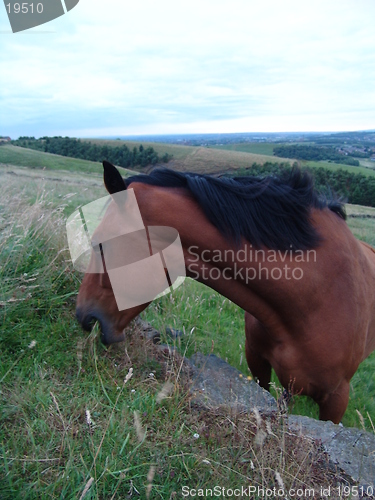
[76,161,375,423]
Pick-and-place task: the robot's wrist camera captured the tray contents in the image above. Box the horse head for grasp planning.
[75,161,151,344]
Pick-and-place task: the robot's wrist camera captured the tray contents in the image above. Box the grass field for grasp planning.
[1,150,375,496]
[300,159,375,177]
[359,158,375,169]
[211,141,375,177]
[6,139,375,179]
[212,142,277,156]
[0,145,104,175]
[83,139,294,173]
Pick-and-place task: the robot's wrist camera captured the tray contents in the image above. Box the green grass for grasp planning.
[210,141,375,177]
[0,146,137,216]
[212,142,277,156]
[143,279,246,370]
[0,164,106,218]
[359,158,375,169]
[346,215,375,246]
[0,145,105,175]
[301,159,375,177]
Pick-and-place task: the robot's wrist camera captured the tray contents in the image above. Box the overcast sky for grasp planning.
[1,0,375,138]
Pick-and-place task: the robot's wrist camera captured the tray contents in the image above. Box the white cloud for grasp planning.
[1,0,375,136]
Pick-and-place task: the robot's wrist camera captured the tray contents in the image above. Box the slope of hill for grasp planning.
[0,144,103,174]
[83,139,293,173]
[0,144,139,177]
[212,142,375,177]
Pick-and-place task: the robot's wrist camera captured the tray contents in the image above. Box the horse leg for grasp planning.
[245,312,272,390]
[317,380,350,424]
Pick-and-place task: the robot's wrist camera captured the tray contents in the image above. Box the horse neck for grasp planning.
[132,182,305,329]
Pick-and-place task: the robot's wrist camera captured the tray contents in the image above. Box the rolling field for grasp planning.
[300,159,375,177]
[5,139,375,178]
[82,138,295,173]
[0,144,103,175]
[212,142,277,156]
[359,158,375,169]
[1,150,375,496]
[213,141,375,177]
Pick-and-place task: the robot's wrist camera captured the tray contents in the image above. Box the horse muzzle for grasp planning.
[75,307,126,345]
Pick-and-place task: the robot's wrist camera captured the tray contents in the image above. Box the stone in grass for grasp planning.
[188,353,375,487]
[137,319,184,344]
[165,327,184,339]
[288,415,375,487]
[135,318,160,344]
[187,352,277,415]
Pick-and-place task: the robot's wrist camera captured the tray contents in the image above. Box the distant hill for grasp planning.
[2,139,375,207]
[83,139,292,174]
[0,144,103,174]
[11,137,172,170]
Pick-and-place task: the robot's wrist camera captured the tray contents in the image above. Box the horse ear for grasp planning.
[103,161,127,194]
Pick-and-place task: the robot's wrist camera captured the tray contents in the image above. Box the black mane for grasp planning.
[125,167,346,250]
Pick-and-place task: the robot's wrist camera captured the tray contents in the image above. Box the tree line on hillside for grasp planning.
[273,144,360,166]
[227,162,375,208]
[12,136,172,169]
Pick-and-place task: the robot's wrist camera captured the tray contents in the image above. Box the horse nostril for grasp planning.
[76,308,98,332]
[75,307,114,344]
[83,315,98,332]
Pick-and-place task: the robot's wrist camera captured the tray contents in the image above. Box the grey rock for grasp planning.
[187,352,277,414]
[187,353,375,487]
[166,327,184,339]
[135,320,375,488]
[136,319,184,344]
[289,415,375,487]
[135,318,161,344]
